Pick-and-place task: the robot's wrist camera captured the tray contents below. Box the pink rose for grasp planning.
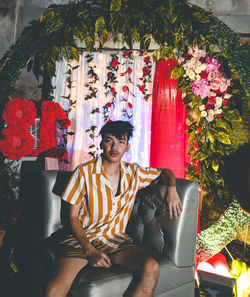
[205,57,221,73]
[190,79,210,99]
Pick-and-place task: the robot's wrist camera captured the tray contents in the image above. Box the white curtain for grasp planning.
[46,51,155,171]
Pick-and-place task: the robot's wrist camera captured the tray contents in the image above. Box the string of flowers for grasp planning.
[137,55,153,101]
[172,45,241,196]
[85,53,100,158]
[103,53,119,121]
[120,50,134,119]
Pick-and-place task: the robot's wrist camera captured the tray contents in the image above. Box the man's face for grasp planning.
[101,133,130,162]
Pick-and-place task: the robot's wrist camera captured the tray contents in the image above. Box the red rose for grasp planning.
[107,71,113,78]
[222,99,228,106]
[111,59,118,67]
[110,88,116,94]
[205,103,214,109]
[184,53,192,60]
[127,67,132,74]
[106,102,112,108]
[123,50,130,57]
[143,67,150,75]
[123,86,129,92]
[208,97,216,104]
[128,103,133,109]
[139,86,145,92]
[143,56,150,63]
[217,114,222,118]
[200,71,207,79]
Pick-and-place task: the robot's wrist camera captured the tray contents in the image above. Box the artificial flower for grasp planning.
[127,67,132,74]
[190,79,210,99]
[143,67,150,75]
[143,56,150,62]
[111,59,118,67]
[123,86,129,92]
[139,86,145,92]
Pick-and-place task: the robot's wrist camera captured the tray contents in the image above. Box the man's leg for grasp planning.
[46,257,88,297]
[109,246,160,297]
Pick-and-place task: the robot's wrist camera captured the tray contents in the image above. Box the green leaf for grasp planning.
[171,66,184,79]
[215,121,228,130]
[85,36,94,53]
[212,160,219,172]
[98,29,108,45]
[216,132,231,144]
[110,0,121,11]
[131,29,140,42]
[207,130,214,143]
[188,131,196,143]
[95,17,106,32]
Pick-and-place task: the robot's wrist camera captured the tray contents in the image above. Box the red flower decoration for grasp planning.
[200,71,207,79]
[111,59,118,67]
[107,71,113,78]
[3,97,36,128]
[128,103,133,109]
[217,114,222,118]
[106,120,112,123]
[123,50,130,57]
[222,99,228,106]
[208,97,216,104]
[205,103,214,109]
[184,53,192,60]
[106,102,112,108]
[123,86,129,92]
[143,56,150,63]
[110,87,116,94]
[139,86,145,92]
[143,67,150,75]
[127,67,132,74]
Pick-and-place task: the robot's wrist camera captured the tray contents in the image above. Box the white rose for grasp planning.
[224,93,232,99]
[215,97,223,107]
[209,91,216,97]
[188,71,196,80]
[201,111,207,117]
[215,108,222,114]
[208,109,215,116]
[195,66,203,74]
[196,74,201,80]
[199,105,205,111]
[206,115,214,122]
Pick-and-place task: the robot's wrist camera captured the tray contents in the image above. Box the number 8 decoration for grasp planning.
[0,98,71,160]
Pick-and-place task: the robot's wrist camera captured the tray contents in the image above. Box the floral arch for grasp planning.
[0,0,249,261]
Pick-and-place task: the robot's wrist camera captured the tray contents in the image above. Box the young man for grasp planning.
[46,121,182,297]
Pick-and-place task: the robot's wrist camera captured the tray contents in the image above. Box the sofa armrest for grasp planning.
[127,178,199,267]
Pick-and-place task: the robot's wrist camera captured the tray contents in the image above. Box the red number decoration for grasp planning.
[0,98,36,159]
[0,98,71,160]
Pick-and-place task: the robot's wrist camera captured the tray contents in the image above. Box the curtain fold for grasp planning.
[150,58,189,178]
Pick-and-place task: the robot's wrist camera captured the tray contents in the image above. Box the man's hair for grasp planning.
[100,121,134,142]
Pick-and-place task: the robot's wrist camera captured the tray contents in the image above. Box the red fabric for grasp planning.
[150,58,189,178]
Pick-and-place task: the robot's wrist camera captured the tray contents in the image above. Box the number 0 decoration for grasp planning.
[0,98,71,160]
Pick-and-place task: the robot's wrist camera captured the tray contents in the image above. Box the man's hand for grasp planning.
[86,246,112,268]
[166,186,182,219]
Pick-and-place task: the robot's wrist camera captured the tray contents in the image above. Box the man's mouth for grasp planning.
[110,151,119,157]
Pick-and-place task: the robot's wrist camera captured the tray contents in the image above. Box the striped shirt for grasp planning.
[61,155,161,250]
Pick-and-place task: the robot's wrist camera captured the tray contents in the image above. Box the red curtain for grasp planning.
[150,58,189,178]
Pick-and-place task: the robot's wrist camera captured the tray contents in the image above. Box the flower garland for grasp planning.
[137,55,153,101]
[172,46,241,193]
[0,98,71,160]
[178,45,231,123]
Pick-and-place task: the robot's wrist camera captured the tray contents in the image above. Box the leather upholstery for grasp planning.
[20,162,199,297]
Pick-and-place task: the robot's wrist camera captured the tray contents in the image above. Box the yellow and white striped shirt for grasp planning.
[61,155,161,249]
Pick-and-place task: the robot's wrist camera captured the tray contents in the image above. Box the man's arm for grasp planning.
[160,169,183,219]
[69,204,112,268]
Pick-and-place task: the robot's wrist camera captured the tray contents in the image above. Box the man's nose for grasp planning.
[112,141,119,149]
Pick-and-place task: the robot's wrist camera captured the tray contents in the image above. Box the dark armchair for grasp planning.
[19,161,199,297]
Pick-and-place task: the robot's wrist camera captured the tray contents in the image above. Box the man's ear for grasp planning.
[126,143,130,152]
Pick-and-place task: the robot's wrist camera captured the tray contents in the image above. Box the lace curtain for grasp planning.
[46,51,155,171]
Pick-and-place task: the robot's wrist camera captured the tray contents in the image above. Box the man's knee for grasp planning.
[142,257,160,279]
[46,279,70,297]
